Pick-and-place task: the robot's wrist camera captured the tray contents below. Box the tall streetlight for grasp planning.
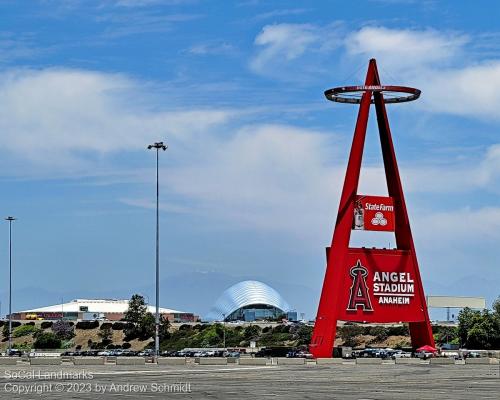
[147,142,167,359]
[222,313,226,352]
[5,216,16,356]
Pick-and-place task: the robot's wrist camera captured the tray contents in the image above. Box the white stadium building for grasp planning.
[10,299,199,322]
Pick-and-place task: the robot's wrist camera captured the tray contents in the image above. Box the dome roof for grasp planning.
[205,280,292,321]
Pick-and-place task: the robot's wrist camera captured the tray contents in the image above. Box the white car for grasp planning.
[392,351,412,359]
[416,351,435,359]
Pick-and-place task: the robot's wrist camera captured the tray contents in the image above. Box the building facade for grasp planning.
[10,299,199,322]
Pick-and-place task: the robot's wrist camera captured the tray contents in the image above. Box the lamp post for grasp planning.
[5,216,16,356]
[147,142,167,360]
[222,313,226,352]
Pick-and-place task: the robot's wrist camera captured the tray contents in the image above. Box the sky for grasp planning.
[0,0,499,319]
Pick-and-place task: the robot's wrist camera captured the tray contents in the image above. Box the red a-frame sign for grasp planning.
[310,59,434,358]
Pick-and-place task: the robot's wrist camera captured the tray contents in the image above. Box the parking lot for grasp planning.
[0,362,498,399]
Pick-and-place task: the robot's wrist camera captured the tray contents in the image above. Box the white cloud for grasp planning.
[403,143,500,194]
[251,24,318,71]
[164,123,341,236]
[250,23,340,77]
[345,27,468,71]
[254,8,310,20]
[342,27,500,121]
[419,62,500,120]
[0,68,236,171]
[416,206,500,245]
[187,41,236,56]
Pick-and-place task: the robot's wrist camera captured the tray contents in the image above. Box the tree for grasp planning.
[457,307,481,346]
[159,316,171,341]
[138,312,155,340]
[493,296,500,317]
[124,294,149,340]
[124,294,148,324]
[458,305,500,349]
[52,320,75,340]
[98,326,113,346]
[432,326,458,345]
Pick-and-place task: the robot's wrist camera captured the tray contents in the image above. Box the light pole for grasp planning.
[5,216,16,356]
[147,142,167,360]
[222,313,226,352]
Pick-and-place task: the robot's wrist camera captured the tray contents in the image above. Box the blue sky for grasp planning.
[0,0,499,319]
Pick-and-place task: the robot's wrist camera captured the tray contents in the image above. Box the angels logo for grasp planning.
[347,260,373,312]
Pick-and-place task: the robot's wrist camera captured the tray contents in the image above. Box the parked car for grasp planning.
[255,347,293,358]
[391,351,412,359]
[357,349,378,358]
[138,349,155,357]
[415,351,435,359]
[7,349,22,357]
[297,351,314,359]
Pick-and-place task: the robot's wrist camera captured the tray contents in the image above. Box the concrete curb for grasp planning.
[30,357,62,366]
[73,357,105,365]
[430,358,455,365]
[395,358,422,364]
[316,358,345,365]
[465,358,493,365]
[198,358,228,365]
[0,358,17,365]
[115,357,145,365]
[238,358,267,366]
[356,358,383,365]
[276,358,305,365]
[157,358,186,365]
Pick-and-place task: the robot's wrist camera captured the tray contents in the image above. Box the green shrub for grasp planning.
[112,322,125,330]
[76,321,99,330]
[13,324,40,338]
[367,326,388,341]
[13,342,31,351]
[34,332,61,349]
[386,325,409,336]
[2,321,22,338]
[122,342,131,349]
[61,340,74,349]
[40,321,53,329]
[100,322,112,330]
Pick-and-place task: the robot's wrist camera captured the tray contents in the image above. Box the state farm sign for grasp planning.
[353,195,395,232]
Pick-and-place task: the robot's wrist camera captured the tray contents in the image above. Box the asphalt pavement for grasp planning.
[0,362,498,399]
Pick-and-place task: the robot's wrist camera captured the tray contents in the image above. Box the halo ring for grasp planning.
[324,85,420,104]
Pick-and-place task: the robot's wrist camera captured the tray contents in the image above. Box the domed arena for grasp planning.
[205,280,293,322]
